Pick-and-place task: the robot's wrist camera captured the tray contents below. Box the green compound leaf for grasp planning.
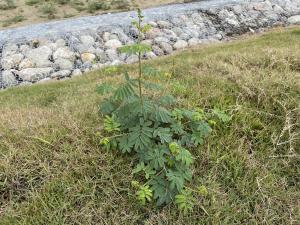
[142,66,161,77]
[145,147,168,170]
[96,82,114,95]
[128,122,153,151]
[153,127,172,143]
[118,135,134,153]
[150,175,174,206]
[212,109,231,123]
[136,185,153,205]
[113,81,137,101]
[175,148,194,166]
[166,169,185,192]
[103,115,121,133]
[175,189,195,215]
[155,106,172,123]
[119,43,151,55]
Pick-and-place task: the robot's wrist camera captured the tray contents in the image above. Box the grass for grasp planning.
[0,27,299,224]
[2,15,25,27]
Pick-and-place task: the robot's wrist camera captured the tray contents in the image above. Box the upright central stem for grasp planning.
[138,15,143,107]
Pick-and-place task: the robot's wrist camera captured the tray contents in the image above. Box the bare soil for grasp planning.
[0,0,183,29]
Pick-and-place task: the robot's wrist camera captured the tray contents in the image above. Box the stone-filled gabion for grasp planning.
[1,0,300,89]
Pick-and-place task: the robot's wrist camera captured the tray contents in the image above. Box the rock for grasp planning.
[104,39,122,49]
[53,47,76,61]
[105,49,119,61]
[252,1,272,12]
[163,29,178,41]
[111,28,131,43]
[159,42,173,54]
[26,46,52,67]
[80,35,95,46]
[146,28,164,39]
[37,78,52,83]
[46,43,58,51]
[55,58,74,70]
[72,69,82,77]
[2,70,17,87]
[19,81,32,86]
[55,39,66,47]
[141,39,153,46]
[126,55,139,64]
[154,36,170,44]
[191,13,204,25]
[19,45,30,55]
[91,63,104,71]
[144,51,157,59]
[172,27,184,36]
[179,33,191,41]
[19,58,35,70]
[152,45,164,56]
[111,60,122,66]
[50,70,71,79]
[148,21,158,27]
[188,38,199,46]
[288,15,300,24]
[173,40,188,50]
[76,44,96,54]
[95,48,108,63]
[81,53,96,63]
[1,53,24,70]
[2,44,18,57]
[102,32,111,42]
[18,68,54,82]
[157,20,172,29]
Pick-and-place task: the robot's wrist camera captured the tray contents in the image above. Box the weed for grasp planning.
[0,0,16,10]
[39,2,57,19]
[2,15,25,27]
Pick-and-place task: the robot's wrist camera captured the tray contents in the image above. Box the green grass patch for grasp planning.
[2,15,25,27]
[0,27,299,224]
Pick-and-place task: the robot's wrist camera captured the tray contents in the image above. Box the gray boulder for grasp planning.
[19,58,35,70]
[53,47,76,61]
[2,44,18,57]
[104,39,122,49]
[105,49,119,61]
[288,15,300,24]
[26,46,53,67]
[152,45,164,56]
[173,40,188,50]
[2,70,17,87]
[159,42,173,54]
[54,58,74,70]
[50,70,71,79]
[18,68,54,82]
[80,35,95,46]
[157,20,172,29]
[1,53,24,70]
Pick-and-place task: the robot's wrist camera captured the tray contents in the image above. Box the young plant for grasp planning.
[96,9,228,211]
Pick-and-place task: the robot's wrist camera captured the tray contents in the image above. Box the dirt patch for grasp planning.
[0,0,183,29]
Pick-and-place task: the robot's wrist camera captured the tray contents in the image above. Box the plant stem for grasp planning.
[137,9,143,107]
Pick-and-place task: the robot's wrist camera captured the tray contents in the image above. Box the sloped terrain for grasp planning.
[0,0,182,28]
[0,27,299,224]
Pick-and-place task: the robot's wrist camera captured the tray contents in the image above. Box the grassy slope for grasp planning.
[0,27,299,224]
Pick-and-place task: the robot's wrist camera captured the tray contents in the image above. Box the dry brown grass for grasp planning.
[0,27,299,224]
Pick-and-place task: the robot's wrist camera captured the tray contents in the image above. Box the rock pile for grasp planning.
[1,0,300,88]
